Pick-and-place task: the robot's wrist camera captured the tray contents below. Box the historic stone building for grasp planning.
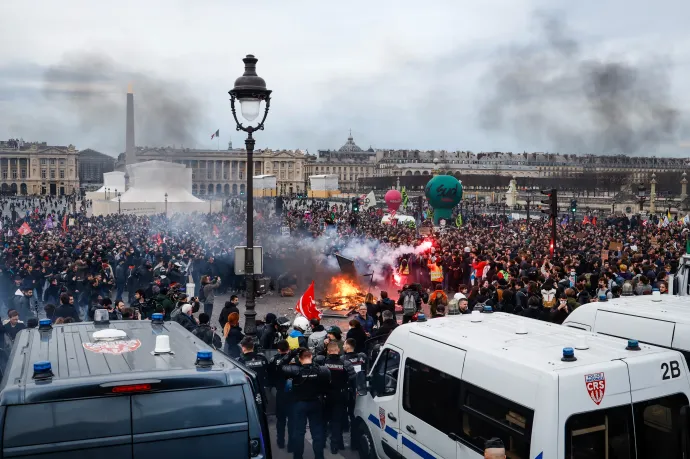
[304,133,377,192]
[0,139,79,195]
[117,144,307,196]
[78,149,116,189]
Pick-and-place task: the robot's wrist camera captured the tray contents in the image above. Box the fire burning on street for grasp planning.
[319,276,366,312]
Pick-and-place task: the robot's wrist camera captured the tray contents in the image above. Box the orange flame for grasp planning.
[331,276,361,298]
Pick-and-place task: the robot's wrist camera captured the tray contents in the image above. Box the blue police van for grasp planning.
[0,314,271,459]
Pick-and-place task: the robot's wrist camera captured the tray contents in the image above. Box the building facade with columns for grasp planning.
[119,145,307,197]
[0,139,80,195]
[304,133,377,193]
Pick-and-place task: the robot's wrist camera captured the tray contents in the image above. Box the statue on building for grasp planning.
[505,177,518,207]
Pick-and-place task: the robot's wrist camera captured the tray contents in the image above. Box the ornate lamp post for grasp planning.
[164,192,168,217]
[117,192,121,214]
[229,54,272,337]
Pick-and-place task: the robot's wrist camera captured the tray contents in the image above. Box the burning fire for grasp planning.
[420,240,433,250]
[393,272,402,286]
[321,276,366,311]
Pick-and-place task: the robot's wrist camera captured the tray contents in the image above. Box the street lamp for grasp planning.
[229,54,272,337]
[525,189,533,226]
[164,192,168,217]
[637,184,646,212]
[117,192,121,214]
[105,187,109,200]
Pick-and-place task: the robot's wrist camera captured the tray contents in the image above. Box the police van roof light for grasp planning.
[575,335,589,350]
[626,339,641,351]
[483,305,493,313]
[33,361,54,380]
[196,350,214,367]
[416,313,427,322]
[151,313,164,324]
[470,310,482,322]
[38,319,52,331]
[561,347,577,362]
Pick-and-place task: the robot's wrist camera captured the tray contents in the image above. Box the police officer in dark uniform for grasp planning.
[269,340,294,451]
[239,337,269,403]
[342,338,368,432]
[278,347,330,459]
[316,340,356,454]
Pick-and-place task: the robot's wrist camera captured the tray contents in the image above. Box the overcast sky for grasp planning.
[1,0,689,157]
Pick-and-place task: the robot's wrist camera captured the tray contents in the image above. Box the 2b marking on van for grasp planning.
[585,372,606,405]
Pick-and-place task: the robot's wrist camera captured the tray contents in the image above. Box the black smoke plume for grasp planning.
[42,51,207,151]
[480,13,680,155]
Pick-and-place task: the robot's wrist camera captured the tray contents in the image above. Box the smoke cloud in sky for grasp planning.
[41,51,208,152]
[479,13,682,155]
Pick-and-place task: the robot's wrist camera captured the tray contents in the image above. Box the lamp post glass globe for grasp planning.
[239,98,261,122]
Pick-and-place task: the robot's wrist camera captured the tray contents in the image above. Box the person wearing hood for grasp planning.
[258,313,279,350]
[218,296,240,330]
[12,286,33,322]
[287,316,309,350]
[377,291,396,324]
[346,319,368,353]
[323,326,344,355]
[520,296,543,320]
[192,313,222,349]
[223,312,244,358]
[307,318,327,354]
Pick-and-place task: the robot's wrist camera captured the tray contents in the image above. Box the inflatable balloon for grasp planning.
[384,189,402,212]
[424,175,462,225]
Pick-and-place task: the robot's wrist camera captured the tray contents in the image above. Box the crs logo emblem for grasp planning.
[83,339,142,355]
[379,407,386,430]
[585,372,606,405]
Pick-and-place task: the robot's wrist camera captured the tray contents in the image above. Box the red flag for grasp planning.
[295,281,321,321]
[583,216,591,225]
[592,216,598,226]
[157,234,163,246]
[17,222,32,235]
[222,215,228,223]
[62,214,67,232]
[213,225,220,237]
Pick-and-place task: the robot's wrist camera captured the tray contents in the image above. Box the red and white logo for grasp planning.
[585,372,606,405]
[379,407,386,430]
[83,339,142,355]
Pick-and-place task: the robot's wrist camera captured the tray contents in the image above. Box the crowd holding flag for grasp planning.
[401,186,409,208]
[17,222,32,236]
[295,280,321,321]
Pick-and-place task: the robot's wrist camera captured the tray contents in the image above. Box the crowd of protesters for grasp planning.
[0,194,686,363]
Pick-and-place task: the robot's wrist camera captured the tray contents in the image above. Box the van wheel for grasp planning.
[355,419,376,459]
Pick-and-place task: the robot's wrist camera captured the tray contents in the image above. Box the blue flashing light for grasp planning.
[416,313,427,322]
[197,351,213,361]
[151,313,164,322]
[34,361,51,372]
[483,305,493,313]
[561,347,577,362]
[626,339,641,350]
[39,319,51,327]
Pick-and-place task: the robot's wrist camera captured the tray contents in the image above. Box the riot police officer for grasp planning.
[239,337,269,400]
[278,347,330,459]
[316,340,356,454]
[269,340,294,451]
[342,338,368,432]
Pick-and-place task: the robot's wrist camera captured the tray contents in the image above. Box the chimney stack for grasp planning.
[125,85,136,166]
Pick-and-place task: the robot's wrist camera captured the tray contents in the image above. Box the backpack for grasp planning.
[402,292,417,316]
[170,305,182,319]
[473,300,488,312]
[542,291,556,308]
[287,335,301,350]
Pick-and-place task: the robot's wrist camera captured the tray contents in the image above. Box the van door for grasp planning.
[626,352,690,458]
[398,335,466,459]
[365,345,403,459]
[131,386,249,459]
[559,360,634,459]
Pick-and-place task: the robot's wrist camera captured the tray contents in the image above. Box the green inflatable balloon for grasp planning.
[424,175,463,225]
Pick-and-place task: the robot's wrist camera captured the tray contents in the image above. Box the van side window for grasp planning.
[371,348,400,397]
[3,397,131,448]
[565,405,634,459]
[633,393,689,459]
[459,382,533,458]
[402,358,461,434]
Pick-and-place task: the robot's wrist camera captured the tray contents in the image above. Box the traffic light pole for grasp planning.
[541,188,558,258]
[550,214,557,258]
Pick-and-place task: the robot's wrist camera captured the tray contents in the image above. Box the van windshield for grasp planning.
[565,393,688,459]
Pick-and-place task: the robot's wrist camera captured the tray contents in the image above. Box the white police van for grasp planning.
[354,311,690,459]
[564,295,690,363]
